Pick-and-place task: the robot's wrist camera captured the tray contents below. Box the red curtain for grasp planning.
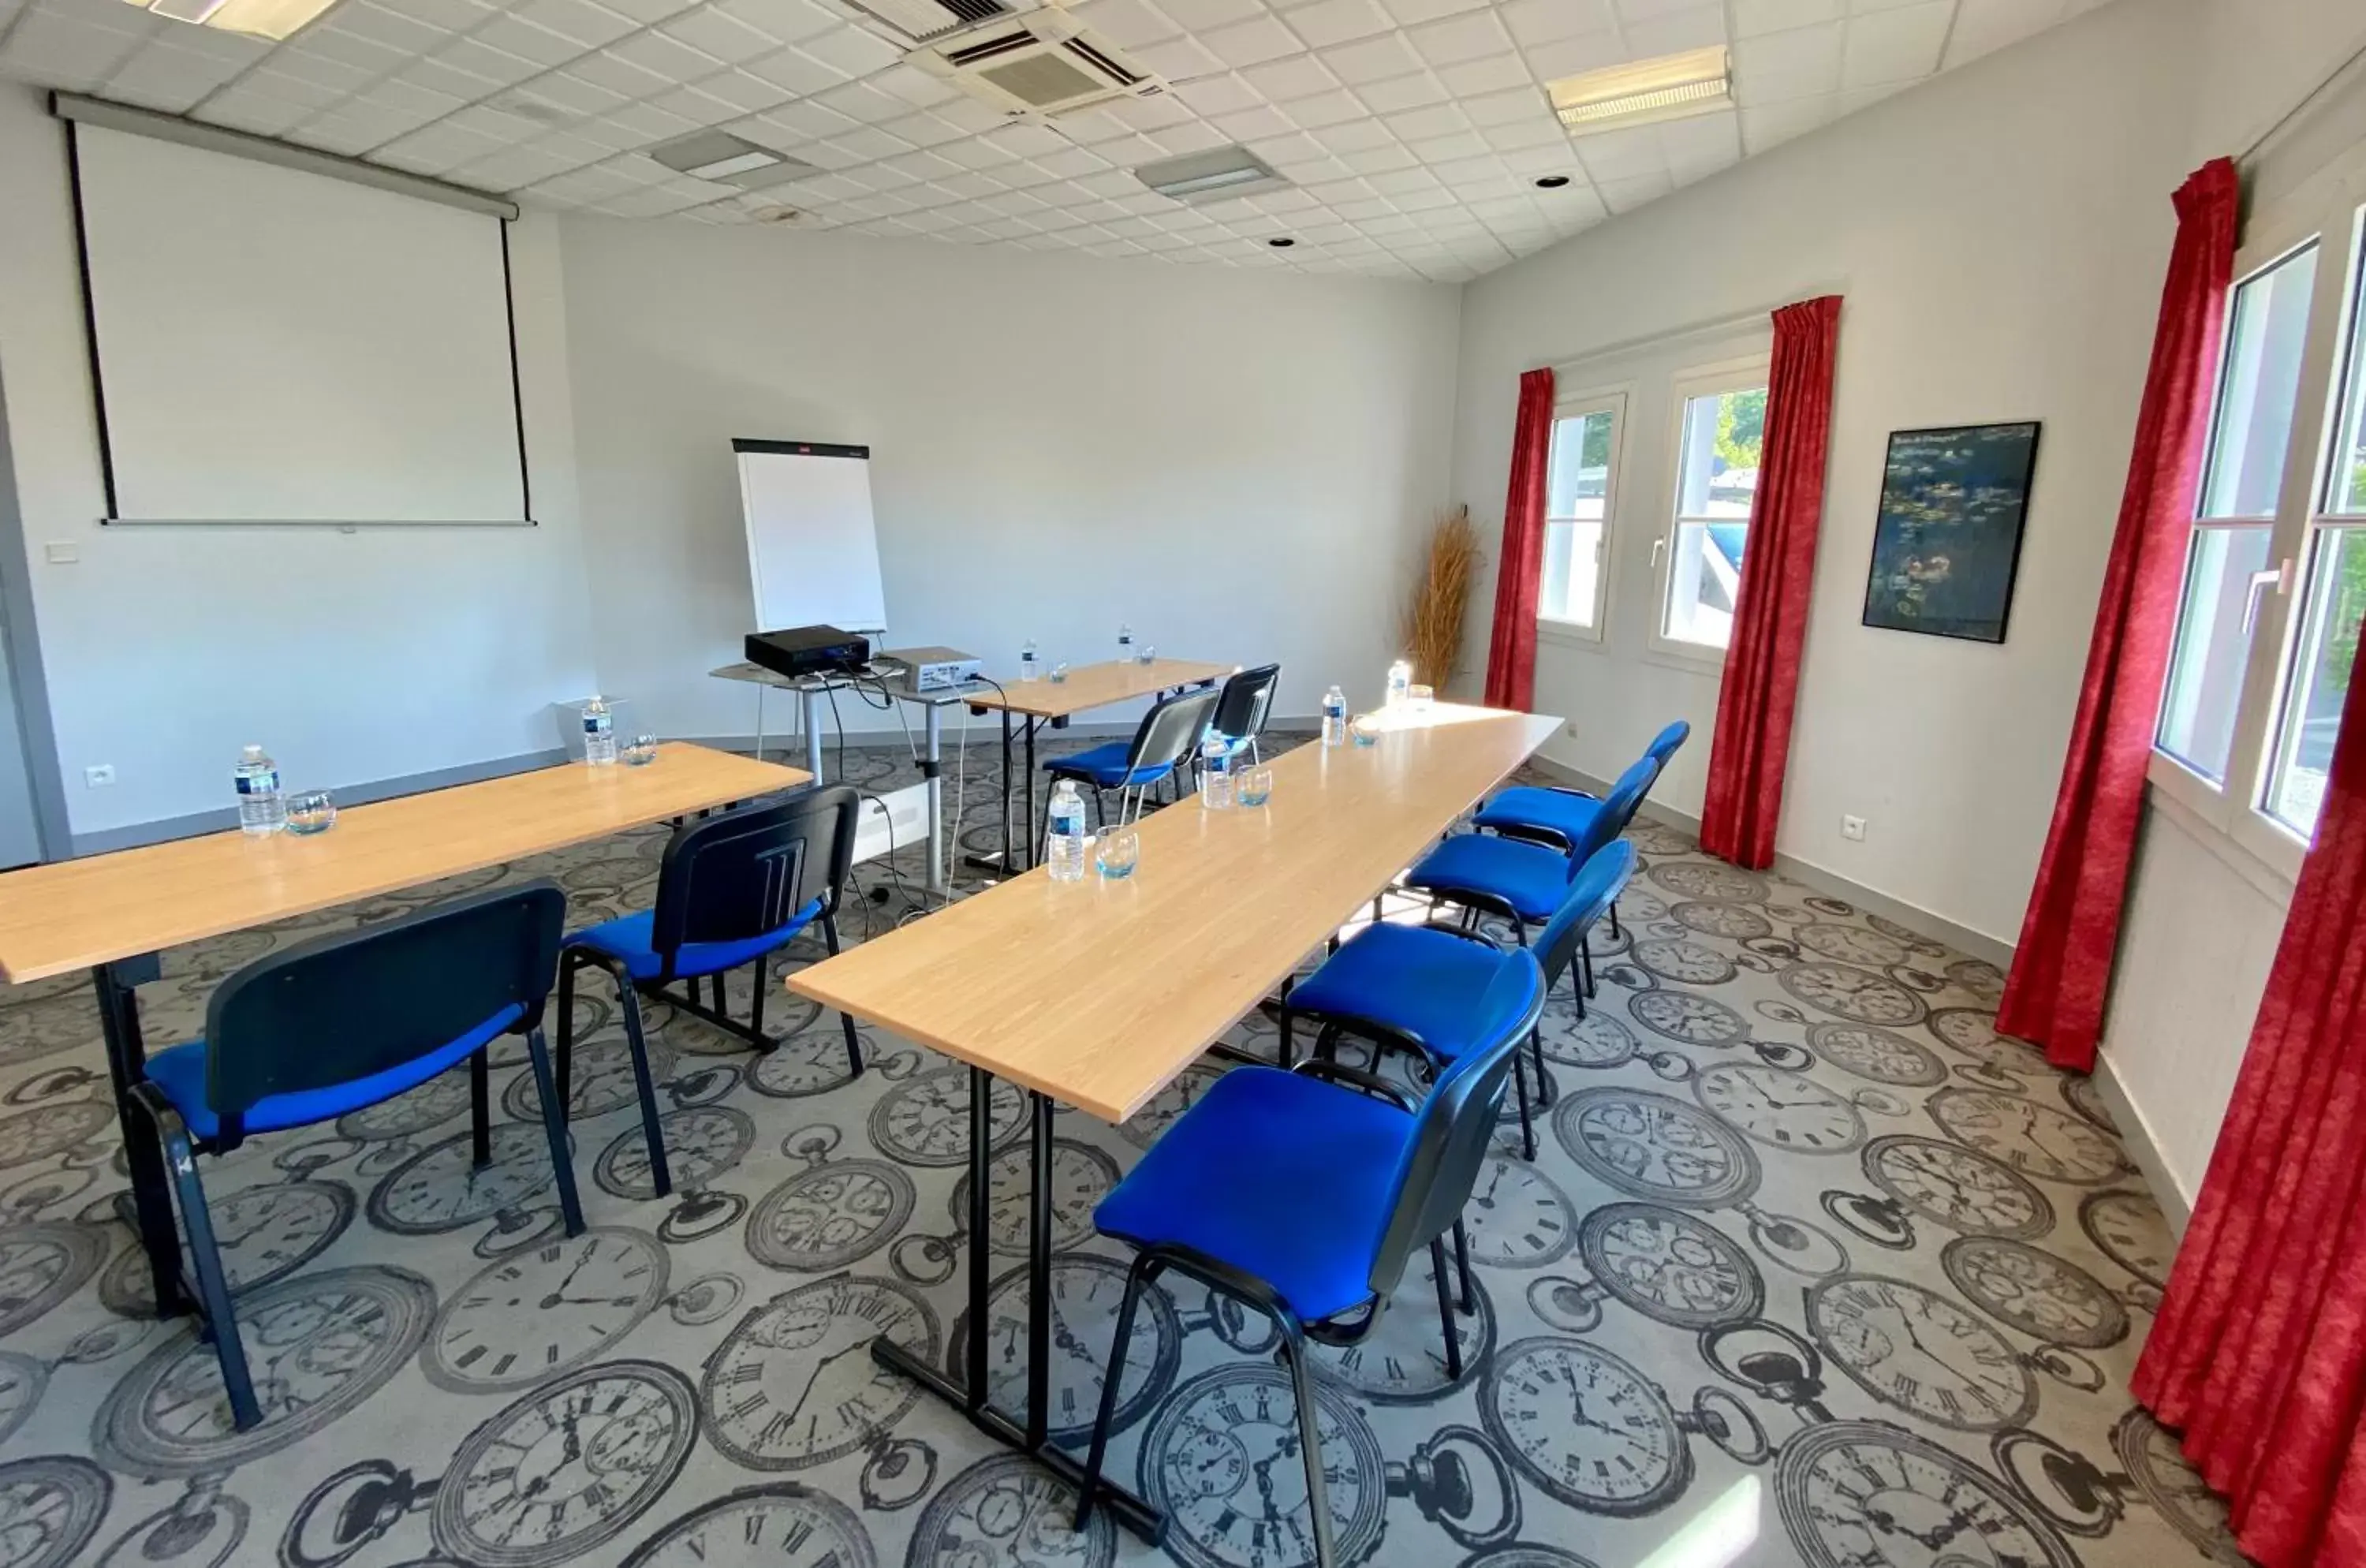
[1483,368,1554,711]
[1697,295,1843,870]
[1997,159,2240,1073]
[2133,614,2366,1568]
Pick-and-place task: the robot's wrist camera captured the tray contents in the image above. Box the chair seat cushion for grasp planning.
[1046,741,1176,790]
[1472,786,1603,846]
[148,1002,524,1142]
[1287,924,1510,1062]
[569,901,823,982]
[1405,834,1572,921]
[1095,1066,1413,1321]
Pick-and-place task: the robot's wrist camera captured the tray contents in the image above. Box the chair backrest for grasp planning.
[1532,840,1636,990]
[1645,720,1691,771]
[1571,755,1659,864]
[203,880,565,1144]
[1212,664,1281,744]
[649,786,859,965]
[1366,948,1546,1298]
[1126,687,1223,775]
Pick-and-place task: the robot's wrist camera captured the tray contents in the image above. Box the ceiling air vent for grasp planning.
[837,0,1028,47]
[912,9,1165,118]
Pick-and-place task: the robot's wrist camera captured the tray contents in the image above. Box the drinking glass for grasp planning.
[285,791,337,834]
[623,734,660,766]
[1137,644,1157,665]
[1238,766,1274,807]
[1350,712,1382,747]
[1095,824,1140,879]
[1407,684,1435,711]
[1050,663,1071,684]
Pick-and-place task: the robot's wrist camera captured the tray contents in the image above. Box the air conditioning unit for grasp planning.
[912,9,1165,119]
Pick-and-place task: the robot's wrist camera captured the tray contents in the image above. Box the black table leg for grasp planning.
[964,707,1019,877]
[871,1067,1163,1546]
[1023,719,1037,872]
[93,955,189,1317]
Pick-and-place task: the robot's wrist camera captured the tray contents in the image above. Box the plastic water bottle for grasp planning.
[1020,640,1040,682]
[1200,735,1233,810]
[233,745,284,836]
[1322,685,1348,747]
[1046,781,1088,882]
[1117,623,1135,663]
[582,696,618,766]
[1386,659,1413,707]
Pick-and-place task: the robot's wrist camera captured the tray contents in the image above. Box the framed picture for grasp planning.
[1861,422,2042,644]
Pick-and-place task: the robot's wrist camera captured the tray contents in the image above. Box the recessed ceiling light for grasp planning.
[1547,46,1732,136]
[1136,145,1289,205]
[118,0,336,40]
[1535,174,1570,189]
[1267,237,1294,248]
[647,129,818,191]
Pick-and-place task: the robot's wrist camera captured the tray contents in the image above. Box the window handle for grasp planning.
[1651,537,1666,570]
[2241,558,2294,637]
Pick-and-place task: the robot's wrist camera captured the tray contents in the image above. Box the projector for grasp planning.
[745,625,869,681]
[884,646,982,693]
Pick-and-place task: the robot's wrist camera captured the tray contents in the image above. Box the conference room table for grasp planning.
[789,700,1561,1541]
[0,742,810,1316]
[964,655,1234,876]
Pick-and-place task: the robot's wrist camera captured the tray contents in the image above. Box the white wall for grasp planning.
[1449,0,2200,948]
[0,81,601,842]
[556,216,1463,745]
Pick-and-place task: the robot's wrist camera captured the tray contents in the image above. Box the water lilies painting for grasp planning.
[1862,421,2041,644]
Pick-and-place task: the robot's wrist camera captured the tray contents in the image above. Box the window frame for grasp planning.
[1650,356,1771,667]
[1536,386,1631,646]
[2148,147,2366,886]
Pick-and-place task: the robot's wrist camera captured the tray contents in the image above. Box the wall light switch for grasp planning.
[84,764,115,788]
[45,542,79,564]
[1841,814,1867,842]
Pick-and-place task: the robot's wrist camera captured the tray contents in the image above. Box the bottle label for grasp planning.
[235,771,278,796]
[584,711,612,734]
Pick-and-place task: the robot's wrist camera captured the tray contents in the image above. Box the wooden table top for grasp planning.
[969,658,1234,719]
[0,744,812,983]
[789,704,1559,1123]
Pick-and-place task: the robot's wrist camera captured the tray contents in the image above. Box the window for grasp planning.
[2263,214,2366,834]
[2152,170,2366,869]
[1538,394,1624,635]
[2158,243,2319,782]
[1659,378,1767,651]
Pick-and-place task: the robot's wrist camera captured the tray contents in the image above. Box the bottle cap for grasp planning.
[242,745,263,759]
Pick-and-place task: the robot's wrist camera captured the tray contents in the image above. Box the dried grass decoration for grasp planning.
[1401,505,1480,690]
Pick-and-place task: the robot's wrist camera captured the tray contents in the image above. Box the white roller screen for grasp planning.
[72,123,527,524]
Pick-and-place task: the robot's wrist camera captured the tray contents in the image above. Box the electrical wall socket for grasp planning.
[84,764,115,788]
[1563,721,1578,738]
[1841,814,1867,842]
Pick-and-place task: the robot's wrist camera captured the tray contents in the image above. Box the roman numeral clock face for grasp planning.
[425,1229,671,1393]
[621,1481,878,1568]
[701,1276,938,1471]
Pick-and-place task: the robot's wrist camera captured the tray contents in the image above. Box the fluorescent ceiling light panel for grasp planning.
[119,0,334,39]
[647,129,819,190]
[1548,46,1732,134]
[1136,145,1288,204]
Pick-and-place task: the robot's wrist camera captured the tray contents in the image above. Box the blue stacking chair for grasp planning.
[1472,719,1689,854]
[1280,841,1634,1159]
[1405,752,1655,954]
[1210,663,1282,763]
[560,786,860,1198]
[1043,685,1220,827]
[1076,950,1545,1567]
[127,882,578,1431]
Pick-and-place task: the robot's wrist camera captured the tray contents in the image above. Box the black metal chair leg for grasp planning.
[1276,1005,1293,1071]
[1454,1220,1476,1313]
[1277,1319,1341,1568]
[521,1025,586,1236]
[1511,1051,1536,1161]
[1529,1025,1551,1114]
[1581,942,1596,998]
[749,955,768,1043]
[1608,901,1621,942]
[555,952,580,1112]
[1076,1251,1162,1529]
[823,916,862,1077]
[164,1129,260,1429]
[469,1048,492,1170]
[1428,1236,1461,1382]
[618,983,672,1200]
